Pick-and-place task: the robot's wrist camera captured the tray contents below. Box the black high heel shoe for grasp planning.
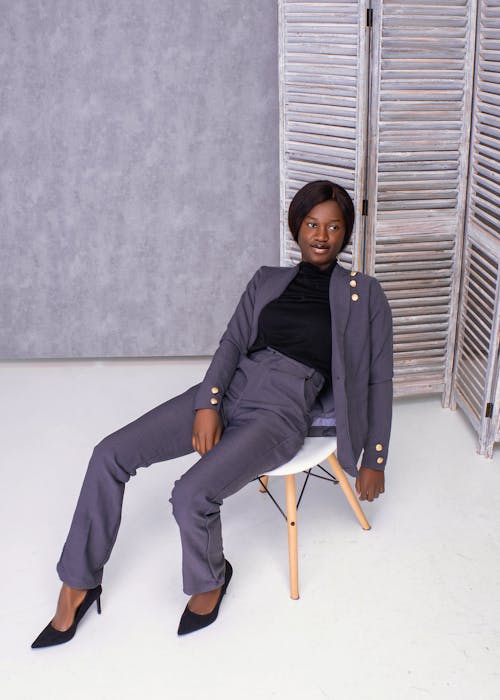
[177,560,233,636]
[31,585,102,649]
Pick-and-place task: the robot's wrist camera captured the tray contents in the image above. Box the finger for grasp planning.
[209,427,220,451]
[192,432,200,455]
[355,477,361,495]
[214,428,222,446]
[205,435,214,453]
[194,433,203,456]
[200,434,208,456]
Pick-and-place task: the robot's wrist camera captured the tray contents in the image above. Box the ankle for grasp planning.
[188,587,222,615]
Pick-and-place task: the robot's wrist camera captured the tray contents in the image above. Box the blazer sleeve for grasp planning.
[193,267,263,413]
[361,277,394,471]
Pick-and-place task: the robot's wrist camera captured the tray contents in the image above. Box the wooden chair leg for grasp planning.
[326,454,371,531]
[285,474,299,599]
[259,475,269,493]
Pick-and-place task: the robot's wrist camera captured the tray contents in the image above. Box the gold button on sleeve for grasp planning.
[351,293,359,301]
[376,443,383,451]
[210,397,218,406]
[350,270,357,277]
[350,280,357,288]
[210,386,219,394]
[376,457,384,465]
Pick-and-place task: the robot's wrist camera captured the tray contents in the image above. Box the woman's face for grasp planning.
[297,199,346,270]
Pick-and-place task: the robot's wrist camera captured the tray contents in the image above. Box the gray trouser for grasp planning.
[56,349,325,594]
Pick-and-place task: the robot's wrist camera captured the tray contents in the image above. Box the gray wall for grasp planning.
[0,1,280,358]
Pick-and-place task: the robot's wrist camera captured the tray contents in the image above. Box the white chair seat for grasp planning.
[261,436,338,476]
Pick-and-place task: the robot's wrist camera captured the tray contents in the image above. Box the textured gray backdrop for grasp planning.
[0,1,279,358]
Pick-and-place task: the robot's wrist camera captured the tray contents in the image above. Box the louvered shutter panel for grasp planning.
[452,0,500,456]
[469,0,500,238]
[364,0,476,397]
[452,234,500,455]
[279,0,370,269]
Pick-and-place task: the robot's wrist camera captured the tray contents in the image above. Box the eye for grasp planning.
[307,222,317,228]
[328,224,340,231]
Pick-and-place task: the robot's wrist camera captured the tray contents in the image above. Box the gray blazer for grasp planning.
[194,263,393,477]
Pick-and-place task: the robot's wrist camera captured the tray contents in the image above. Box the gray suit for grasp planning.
[56,263,393,595]
[193,263,393,476]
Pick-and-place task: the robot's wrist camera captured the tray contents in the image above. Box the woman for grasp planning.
[31,180,393,647]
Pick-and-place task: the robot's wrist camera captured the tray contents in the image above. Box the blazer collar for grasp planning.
[329,262,351,341]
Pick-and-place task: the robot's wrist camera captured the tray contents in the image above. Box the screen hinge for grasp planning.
[485,402,494,418]
[362,198,368,216]
[367,8,373,28]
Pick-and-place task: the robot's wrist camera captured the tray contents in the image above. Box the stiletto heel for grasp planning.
[31,585,102,649]
[177,560,233,636]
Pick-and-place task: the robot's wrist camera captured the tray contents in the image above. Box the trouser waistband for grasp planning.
[246,346,325,383]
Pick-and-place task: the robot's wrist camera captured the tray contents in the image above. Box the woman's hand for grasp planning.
[192,409,223,456]
[356,466,385,501]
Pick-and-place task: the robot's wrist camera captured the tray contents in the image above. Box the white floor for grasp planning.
[1,358,499,700]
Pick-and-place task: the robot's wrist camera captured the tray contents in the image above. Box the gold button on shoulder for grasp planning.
[350,280,357,288]
[351,293,359,301]
[376,457,384,464]
[376,443,383,451]
[210,397,218,406]
[210,386,219,394]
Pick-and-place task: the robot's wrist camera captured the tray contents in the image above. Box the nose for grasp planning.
[315,225,328,240]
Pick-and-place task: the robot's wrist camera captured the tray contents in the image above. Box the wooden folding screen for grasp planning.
[280,0,499,456]
[451,0,500,457]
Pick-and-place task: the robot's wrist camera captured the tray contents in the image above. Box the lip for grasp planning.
[310,244,330,253]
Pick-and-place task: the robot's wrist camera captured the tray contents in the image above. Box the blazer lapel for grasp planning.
[329,263,351,365]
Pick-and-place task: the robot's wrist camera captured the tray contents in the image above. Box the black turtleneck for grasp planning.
[248,260,335,380]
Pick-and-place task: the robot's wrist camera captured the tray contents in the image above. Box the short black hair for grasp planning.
[288,180,355,253]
